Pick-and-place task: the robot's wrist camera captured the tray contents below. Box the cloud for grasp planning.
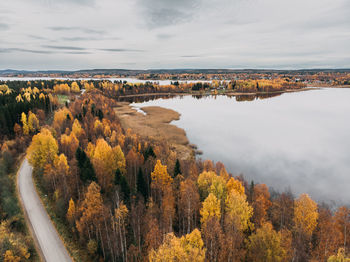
[138,0,200,28]
[0,48,53,54]
[0,23,9,30]
[157,33,174,40]
[99,48,145,52]
[180,55,202,58]
[42,45,86,51]
[27,34,49,40]
[48,26,105,35]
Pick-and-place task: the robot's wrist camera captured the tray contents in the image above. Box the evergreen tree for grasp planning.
[137,167,147,200]
[174,159,181,177]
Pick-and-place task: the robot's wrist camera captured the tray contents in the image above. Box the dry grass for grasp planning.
[114,103,193,160]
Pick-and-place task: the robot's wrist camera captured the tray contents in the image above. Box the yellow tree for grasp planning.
[247,222,287,262]
[222,190,253,261]
[72,119,84,139]
[294,194,318,237]
[149,229,205,262]
[226,177,245,196]
[197,171,227,201]
[28,111,39,133]
[21,112,29,135]
[71,81,80,93]
[92,138,124,191]
[293,194,318,261]
[200,193,221,225]
[66,198,76,225]
[328,248,350,262]
[151,160,173,202]
[27,128,58,170]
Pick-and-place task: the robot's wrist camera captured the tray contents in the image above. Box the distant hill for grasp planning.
[1,68,350,77]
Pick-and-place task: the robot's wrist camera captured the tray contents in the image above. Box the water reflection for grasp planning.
[133,89,350,204]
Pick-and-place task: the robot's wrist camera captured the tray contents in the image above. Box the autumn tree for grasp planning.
[252,184,272,227]
[247,222,287,262]
[221,189,253,261]
[313,207,342,261]
[28,111,39,133]
[179,178,200,234]
[149,229,205,262]
[27,128,58,170]
[293,194,319,262]
[66,198,76,225]
[92,138,125,191]
[21,112,29,135]
[334,206,350,255]
[151,160,173,202]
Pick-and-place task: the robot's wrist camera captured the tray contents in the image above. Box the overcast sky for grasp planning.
[0,0,349,70]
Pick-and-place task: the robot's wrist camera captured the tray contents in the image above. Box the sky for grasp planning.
[0,0,349,70]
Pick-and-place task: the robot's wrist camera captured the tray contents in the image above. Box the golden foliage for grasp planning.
[247,222,287,262]
[294,194,318,236]
[225,190,253,232]
[149,229,205,262]
[200,193,221,225]
[27,128,58,170]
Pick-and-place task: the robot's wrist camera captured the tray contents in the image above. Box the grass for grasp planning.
[1,154,39,261]
[57,94,70,105]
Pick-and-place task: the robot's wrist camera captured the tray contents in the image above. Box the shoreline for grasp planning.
[113,87,319,161]
[114,103,194,161]
[117,87,318,100]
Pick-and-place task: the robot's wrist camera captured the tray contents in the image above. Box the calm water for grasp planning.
[133,89,350,204]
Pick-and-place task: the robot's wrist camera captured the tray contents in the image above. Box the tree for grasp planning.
[225,190,253,232]
[66,198,76,225]
[27,128,58,170]
[28,111,39,133]
[76,147,96,183]
[151,160,173,202]
[179,178,200,234]
[334,206,350,255]
[174,159,181,177]
[293,194,319,262]
[200,193,221,225]
[197,171,227,201]
[76,182,105,241]
[252,184,272,227]
[221,190,253,261]
[247,222,287,262]
[294,194,318,237]
[328,248,350,262]
[92,138,124,191]
[137,168,147,200]
[149,229,205,262]
[226,177,245,196]
[21,112,29,135]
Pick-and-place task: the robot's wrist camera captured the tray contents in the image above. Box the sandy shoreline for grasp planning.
[114,102,194,160]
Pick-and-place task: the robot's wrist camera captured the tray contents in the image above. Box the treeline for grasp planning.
[0,84,52,139]
[23,92,350,262]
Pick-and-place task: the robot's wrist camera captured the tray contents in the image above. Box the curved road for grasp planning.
[18,159,72,262]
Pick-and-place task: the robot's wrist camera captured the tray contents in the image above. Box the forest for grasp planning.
[1,80,350,262]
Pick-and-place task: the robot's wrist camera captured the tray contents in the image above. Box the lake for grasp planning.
[133,88,350,204]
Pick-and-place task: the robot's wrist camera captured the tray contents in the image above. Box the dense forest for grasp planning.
[1,80,350,262]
